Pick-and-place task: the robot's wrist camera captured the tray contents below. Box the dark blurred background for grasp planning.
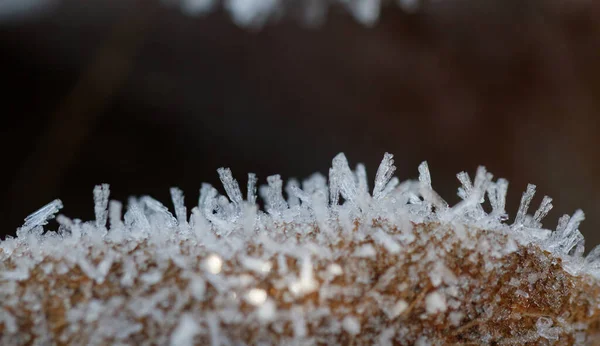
[1,0,599,247]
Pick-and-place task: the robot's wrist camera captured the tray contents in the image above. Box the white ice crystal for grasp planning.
[342,315,361,335]
[2,151,599,345]
[16,199,63,237]
[204,254,223,274]
[170,314,200,346]
[245,288,267,306]
[425,291,447,314]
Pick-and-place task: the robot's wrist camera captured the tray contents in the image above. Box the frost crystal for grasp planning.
[170,187,188,227]
[2,152,600,345]
[93,184,110,230]
[17,199,63,236]
[217,167,243,205]
[531,195,553,227]
[514,184,536,226]
[425,291,447,314]
[170,314,200,346]
[373,152,396,199]
[342,315,361,335]
[245,288,267,306]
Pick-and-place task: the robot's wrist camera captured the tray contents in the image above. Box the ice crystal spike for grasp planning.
[331,153,358,206]
[456,171,472,200]
[486,178,508,216]
[170,187,188,227]
[142,196,178,227]
[472,166,492,201]
[93,184,110,230]
[418,161,448,213]
[495,178,508,211]
[328,167,340,206]
[261,175,288,215]
[514,184,536,226]
[217,167,243,205]
[289,184,311,206]
[285,179,301,207]
[247,173,258,205]
[546,210,586,258]
[417,161,431,188]
[373,153,395,199]
[17,199,63,236]
[170,314,200,346]
[531,195,553,227]
[3,152,600,345]
[585,245,600,278]
[355,163,368,195]
[108,200,124,229]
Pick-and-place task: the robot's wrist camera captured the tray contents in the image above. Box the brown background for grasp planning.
[1,0,599,248]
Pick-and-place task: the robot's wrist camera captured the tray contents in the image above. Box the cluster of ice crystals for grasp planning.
[171,0,421,27]
[1,152,598,345]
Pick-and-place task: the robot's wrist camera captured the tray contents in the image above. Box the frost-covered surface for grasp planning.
[2,152,600,345]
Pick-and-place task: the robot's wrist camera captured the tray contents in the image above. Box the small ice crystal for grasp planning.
[514,184,536,227]
[425,291,447,314]
[487,178,509,218]
[256,299,276,322]
[170,187,188,226]
[356,163,369,195]
[418,161,432,188]
[170,314,200,346]
[354,244,377,258]
[247,173,258,205]
[536,317,561,341]
[327,263,343,276]
[204,254,223,274]
[261,175,288,215]
[372,229,400,254]
[289,256,317,296]
[18,199,63,236]
[531,196,553,227]
[241,256,272,274]
[585,245,600,278]
[108,200,123,230]
[373,153,396,199]
[93,184,110,230]
[190,277,206,301]
[285,179,301,207]
[218,168,244,205]
[291,306,307,338]
[456,171,472,200]
[245,288,267,306]
[331,153,359,206]
[342,315,361,335]
[206,312,222,346]
[386,300,408,319]
[547,210,585,256]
